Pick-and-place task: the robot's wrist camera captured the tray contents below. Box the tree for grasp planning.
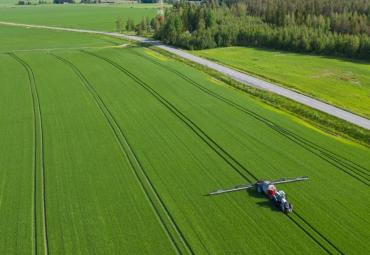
[116,17,124,33]
[151,17,161,33]
[126,18,135,31]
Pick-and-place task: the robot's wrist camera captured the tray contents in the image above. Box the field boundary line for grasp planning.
[83,51,345,255]
[129,50,370,186]
[0,21,368,129]
[0,44,129,54]
[9,53,49,255]
[50,53,194,255]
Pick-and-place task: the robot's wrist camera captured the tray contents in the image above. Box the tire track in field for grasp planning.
[9,53,49,255]
[133,50,370,179]
[129,50,370,186]
[82,50,258,181]
[82,50,344,254]
[50,53,194,255]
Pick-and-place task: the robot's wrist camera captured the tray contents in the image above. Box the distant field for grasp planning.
[0,25,369,254]
[0,0,16,4]
[0,3,159,31]
[0,25,125,52]
[193,47,370,118]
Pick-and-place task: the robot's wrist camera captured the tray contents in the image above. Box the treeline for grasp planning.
[223,0,370,35]
[153,1,370,59]
[18,0,48,4]
[53,0,74,3]
[116,16,163,35]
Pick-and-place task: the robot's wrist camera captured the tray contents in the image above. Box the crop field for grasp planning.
[0,3,159,31]
[0,25,125,52]
[0,25,370,255]
[0,0,17,5]
[193,47,370,119]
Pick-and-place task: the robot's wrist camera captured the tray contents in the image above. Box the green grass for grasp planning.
[0,26,369,254]
[0,53,34,254]
[0,3,159,31]
[193,47,370,118]
[0,24,126,52]
[154,45,369,146]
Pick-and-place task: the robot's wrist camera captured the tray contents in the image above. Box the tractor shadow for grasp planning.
[246,189,281,213]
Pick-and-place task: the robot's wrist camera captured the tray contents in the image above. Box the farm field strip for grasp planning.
[1,44,129,53]
[0,24,126,52]
[1,24,369,253]
[123,48,370,172]
[9,53,49,255]
[130,50,370,185]
[50,52,193,255]
[81,50,259,182]
[62,49,330,254]
[286,213,344,255]
[11,52,181,254]
[91,47,368,253]
[0,54,34,254]
[80,50,348,255]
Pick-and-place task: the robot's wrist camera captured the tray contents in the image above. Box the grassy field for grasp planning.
[0,24,125,52]
[0,3,159,31]
[1,25,369,254]
[193,47,370,118]
[0,0,18,5]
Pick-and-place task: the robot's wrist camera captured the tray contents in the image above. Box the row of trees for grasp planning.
[18,0,48,4]
[53,0,74,3]
[153,2,370,59]
[223,0,370,35]
[116,16,163,35]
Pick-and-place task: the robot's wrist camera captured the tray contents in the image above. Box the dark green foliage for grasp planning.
[125,18,135,31]
[154,1,370,59]
[17,0,31,5]
[115,16,124,33]
[134,17,154,35]
[53,0,74,3]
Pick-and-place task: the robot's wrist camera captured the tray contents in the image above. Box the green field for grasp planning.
[0,24,125,52]
[1,25,370,254]
[0,3,159,31]
[193,47,370,118]
[0,0,18,5]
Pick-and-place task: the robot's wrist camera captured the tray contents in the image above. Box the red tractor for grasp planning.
[208,177,309,213]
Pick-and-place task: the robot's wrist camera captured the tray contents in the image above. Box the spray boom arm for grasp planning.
[208,176,309,196]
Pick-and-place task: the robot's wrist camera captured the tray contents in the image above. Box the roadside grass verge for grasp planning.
[145,45,370,147]
[192,47,370,119]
